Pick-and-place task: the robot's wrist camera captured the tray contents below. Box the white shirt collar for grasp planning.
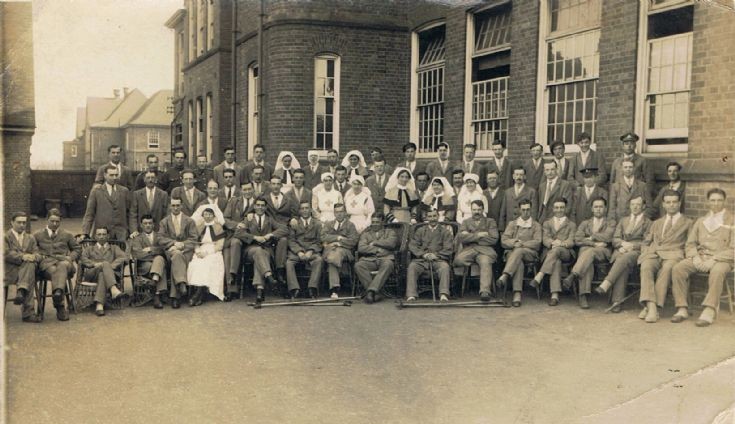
[554,216,567,226]
[546,177,558,187]
[11,229,24,241]
[623,176,635,186]
[46,227,56,237]
[514,184,525,194]
[669,181,681,190]
[516,217,533,228]
[666,212,682,224]
[579,150,590,161]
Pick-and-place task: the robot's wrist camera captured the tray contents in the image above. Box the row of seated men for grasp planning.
[6,183,731,327]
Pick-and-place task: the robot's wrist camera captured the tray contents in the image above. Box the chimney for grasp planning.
[113,89,120,98]
[123,87,130,97]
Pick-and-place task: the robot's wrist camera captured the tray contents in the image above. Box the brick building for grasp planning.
[1,2,35,224]
[166,0,735,215]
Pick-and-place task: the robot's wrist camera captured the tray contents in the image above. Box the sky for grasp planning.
[31,0,181,169]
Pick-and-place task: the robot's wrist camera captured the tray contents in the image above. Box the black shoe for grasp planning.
[178,283,188,297]
[290,289,300,300]
[480,292,491,302]
[188,288,200,307]
[265,274,277,289]
[308,288,317,299]
[171,298,181,309]
[364,290,375,304]
[22,314,42,323]
[153,294,163,309]
[256,288,265,303]
[56,306,69,321]
[562,273,577,291]
[223,293,232,302]
[579,294,590,309]
[14,288,28,305]
[52,289,64,307]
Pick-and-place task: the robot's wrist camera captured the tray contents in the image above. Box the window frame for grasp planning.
[247,63,259,159]
[196,97,203,157]
[148,130,160,149]
[313,53,340,152]
[70,145,78,158]
[207,0,214,50]
[188,101,195,159]
[206,94,213,162]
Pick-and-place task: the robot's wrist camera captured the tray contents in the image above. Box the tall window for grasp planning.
[71,145,78,158]
[412,25,446,154]
[537,0,601,147]
[314,54,340,150]
[637,2,693,152]
[207,0,215,50]
[206,94,213,161]
[196,97,203,156]
[197,0,206,55]
[247,64,259,157]
[175,123,183,150]
[466,4,511,153]
[148,131,160,149]
[188,0,197,61]
[177,31,185,94]
[188,101,195,158]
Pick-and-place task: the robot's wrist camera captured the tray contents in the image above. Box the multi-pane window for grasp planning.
[177,31,185,94]
[148,131,160,149]
[641,4,693,149]
[175,124,183,150]
[542,0,600,145]
[314,55,339,150]
[188,101,194,158]
[188,0,197,61]
[248,64,259,152]
[197,0,206,55]
[196,97,203,156]
[416,26,445,153]
[470,5,511,151]
[207,0,214,50]
[206,94,213,161]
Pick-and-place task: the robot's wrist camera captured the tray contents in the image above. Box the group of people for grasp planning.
[5,133,733,327]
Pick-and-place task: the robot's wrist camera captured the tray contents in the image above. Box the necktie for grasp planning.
[147,189,154,205]
[465,163,471,172]
[544,181,552,205]
[227,188,232,200]
[258,215,263,231]
[336,220,342,231]
[244,198,250,212]
[338,183,343,192]
[626,215,637,234]
[662,217,672,237]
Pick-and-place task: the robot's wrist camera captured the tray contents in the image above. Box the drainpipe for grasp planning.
[231,0,238,159]
[257,0,264,159]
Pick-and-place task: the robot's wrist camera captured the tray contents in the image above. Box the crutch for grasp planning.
[428,259,437,302]
[604,290,639,313]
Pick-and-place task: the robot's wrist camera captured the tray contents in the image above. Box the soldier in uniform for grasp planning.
[405,208,454,302]
[285,201,324,299]
[454,200,499,301]
[320,203,359,298]
[354,213,398,304]
[497,199,542,307]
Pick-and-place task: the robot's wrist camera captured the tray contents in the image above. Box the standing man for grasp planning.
[242,144,273,182]
[130,215,168,309]
[451,169,465,196]
[460,144,486,189]
[304,150,326,189]
[164,149,187,193]
[405,208,454,302]
[571,168,608,224]
[537,160,574,223]
[609,132,654,195]
[595,196,652,313]
[569,132,607,186]
[171,169,206,217]
[636,190,691,323]
[530,199,576,306]
[222,182,256,300]
[500,166,538,230]
[135,154,170,191]
[214,146,246,187]
[81,227,129,317]
[497,199,542,307]
[670,188,733,326]
[652,162,686,219]
[285,201,324,299]
[415,172,431,201]
[425,142,456,181]
[333,166,350,196]
[320,203,359,298]
[325,149,340,175]
[399,142,422,175]
[368,147,393,176]
[218,168,241,202]
[193,153,214,193]
[365,160,389,213]
[562,198,616,309]
[285,169,312,216]
[485,139,512,189]
[250,165,270,198]
[608,159,652,222]
[197,180,228,213]
[454,200,499,301]
[355,213,398,304]
[129,171,169,234]
[5,212,41,322]
[158,197,199,308]
[522,143,545,190]
[484,170,505,230]
[94,144,135,189]
[547,141,572,181]
[34,209,80,321]
[82,165,131,241]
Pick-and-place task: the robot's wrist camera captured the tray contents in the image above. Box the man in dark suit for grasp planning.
[485,139,513,189]
[130,215,168,309]
[134,154,170,191]
[157,197,199,308]
[333,166,350,196]
[398,142,423,175]
[609,132,655,196]
[484,169,505,231]
[285,201,324,299]
[130,171,169,234]
[214,146,246,188]
[320,203,359,298]
[222,182,256,299]
[459,144,486,189]
[368,147,393,176]
[285,169,312,217]
[171,169,206,217]
[415,171,430,202]
[304,150,326,190]
[218,168,242,202]
[547,141,572,181]
[5,212,41,322]
[522,143,545,190]
[249,165,271,198]
[94,144,135,189]
[355,213,398,303]
[425,142,456,182]
[569,132,607,186]
[193,153,214,193]
[196,180,229,213]
[608,159,653,222]
[325,149,340,175]
[454,200,499,301]
[82,165,131,240]
[81,227,129,317]
[365,160,389,213]
[571,168,608,224]
[652,161,686,219]
[537,160,574,223]
[34,209,81,321]
[241,144,273,182]
[164,149,187,193]
[500,166,538,230]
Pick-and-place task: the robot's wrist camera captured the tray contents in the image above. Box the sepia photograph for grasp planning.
[1,0,734,422]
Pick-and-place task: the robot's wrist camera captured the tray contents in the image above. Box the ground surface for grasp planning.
[3,219,734,424]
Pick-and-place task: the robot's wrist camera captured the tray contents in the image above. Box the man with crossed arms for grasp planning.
[355,213,398,304]
[454,200,499,302]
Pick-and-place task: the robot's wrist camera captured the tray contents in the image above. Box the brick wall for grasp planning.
[3,133,33,223]
[62,141,85,170]
[30,170,98,218]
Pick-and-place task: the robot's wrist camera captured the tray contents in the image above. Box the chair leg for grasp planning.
[461,267,468,298]
[3,286,8,317]
[35,279,47,321]
[66,277,76,313]
[726,280,734,315]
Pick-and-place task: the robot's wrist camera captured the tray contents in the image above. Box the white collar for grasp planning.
[516,217,533,227]
[514,184,525,193]
[666,212,682,223]
[546,177,558,186]
[96,242,108,249]
[623,175,635,185]
[46,227,57,237]
[669,181,681,190]
[106,183,116,191]
[11,229,24,240]
[703,209,727,232]
[225,161,236,169]
[554,216,567,226]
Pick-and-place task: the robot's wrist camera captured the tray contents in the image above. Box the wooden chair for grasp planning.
[353,222,409,299]
[688,271,735,315]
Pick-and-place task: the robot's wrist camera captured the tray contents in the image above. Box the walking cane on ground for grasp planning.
[429,259,436,303]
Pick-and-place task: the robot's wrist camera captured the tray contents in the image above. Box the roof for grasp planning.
[90,89,147,128]
[84,97,122,129]
[124,90,174,127]
[165,9,186,29]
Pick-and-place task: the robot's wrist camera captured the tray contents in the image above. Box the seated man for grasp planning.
[222,181,256,300]
[405,208,454,302]
[570,168,608,224]
[320,203,359,298]
[33,208,81,321]
[286,201,324,299]
[594,195,651,313]
[80,227,129,317]
[4,212,41,323]
[265,175,293,282]
[355,213,398,304]
[562,198,616,309]
[454,200,499,302]
[530,199,576,306]
[497,199,542,307]
[158,197,199,308]
[671,188,733,326]
[233,197,288,302]
[130,215,168,309]
[636,189,692,323]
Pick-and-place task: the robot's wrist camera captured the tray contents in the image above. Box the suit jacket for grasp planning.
[157,214,198,255]
[541,217,577,250]
[357,226,399,259]
[33,228,81,263]
[569,150,607,186]
[575,217,616,260]
[365,174,389,211]
[163,165,186,193]
[485,157,513,188]
[537,178,575,223]
[265,192,295,224]
[500,219,542,251]
[234,213,289,247]
[458,161,487,188]
[130,187,169,232]
[333,180,350,197]
[408,224,454,261]
[500,185,538,230]
[639,214,692,262]
[218,186,242,202]
[458,216,499,257]
[250,180,271,198]
[223,195,256,230]
[193,167,214,193]
[320,219,359,257]
[284,187,312,217]
[397,161,424,176]
[242,160,273,182]
[213,161,247,187]
[80,243,128,270]
[303,164,327,189]
[95,163,135,189]
[367,163,394,178]
[288,217,323,254]
[571,185,609,224]
[611,214,652,262]
[652,182,686,219]
[484,188,505,230]
[4,230,39,281]
[610,154,654,195]
[684,212,734,263]
[134,169,170,192]
[130,232,166,262]
[82,184,131,237]
[425,159,457,182]
[522,158,545,190]
[171,186,206,217]
[608,178,653,222]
